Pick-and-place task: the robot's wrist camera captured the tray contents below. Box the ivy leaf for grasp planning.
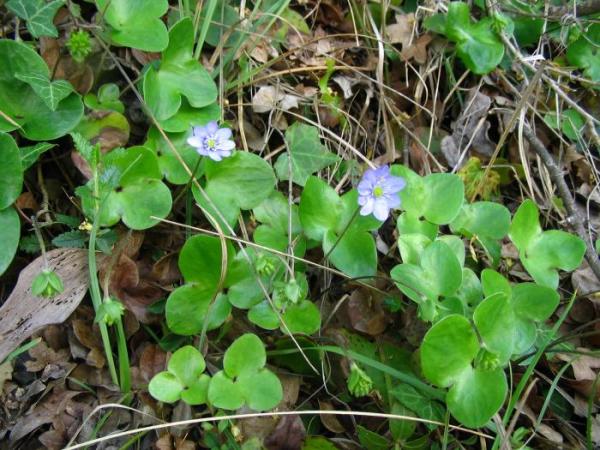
[6,0,64,38]
[0,40,83,141]
[143,18,218,122]
[96,0,169,52]
[14,73,73,111]
[274,123,340,186]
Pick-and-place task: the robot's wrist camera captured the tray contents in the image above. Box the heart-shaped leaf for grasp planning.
[281,299,321,335]
[179,234,235,287]
[473,293,514,362]
[0,39,83,140]
[450,201,510,240]
[96,0,169,51]
[143,18,218,121]
[509,200,585,288]
[274,123,340,186]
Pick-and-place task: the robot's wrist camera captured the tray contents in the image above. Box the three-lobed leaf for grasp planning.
[6,0,64,38]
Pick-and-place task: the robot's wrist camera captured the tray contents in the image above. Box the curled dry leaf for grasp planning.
[441,89,495,168]
[0,249,88,363]
[252,86,300,113]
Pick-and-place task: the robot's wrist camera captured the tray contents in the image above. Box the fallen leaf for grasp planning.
[346,288,387,336]
[386,14,415,48]
[556,349,600,381]
[0,249,88,362]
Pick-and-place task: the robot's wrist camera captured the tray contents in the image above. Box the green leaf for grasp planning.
[143,18,218,121]
[223,333,266,378]
[52,230,87,248]
[451,201,510,240]
[238,369,283,411]
[357,425,390,450]
[544,109,585,141]
[299,176,342,241]
[248,301,280,330]
[83,83,125,113]
[181,374,210,405]
[0,40,83,140]
[274,123,340,186]
[168,345,206,388]
[509,199,541,250]
[397,234,431,266]
[0,133,24,210]
[179,234,234,287]
[198,151,276,218]
[444,2,505,74]
[397,212,438,240]
[79,146,173,230]
[254,190,302,235]
[158,100,221,133]
[392,240,463,307]
[567,24,600,83]
[20,142,55,170]
[148,371,183,403]
[474,293,515,362]
[512,283,559,322]
[323,228,377,279]
[14,73,72,111]
[144,127,204,185]
[522,230,586,288]
[420,315,479,387]
[390,384,445,431]
[166,286,231,335]
[96,0,168,51]
[0,207,20,275]
[421,173,465,224]
[207,371,245,410]
[447,366,507,428]
[6,0,64,38]
[481,269,511,298]
[281,300,321,335]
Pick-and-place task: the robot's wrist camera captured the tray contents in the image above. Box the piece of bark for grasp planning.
[0,249,88,362]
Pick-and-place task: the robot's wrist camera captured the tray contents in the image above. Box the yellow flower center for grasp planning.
[373,186,384,197]
[207,138,216,148]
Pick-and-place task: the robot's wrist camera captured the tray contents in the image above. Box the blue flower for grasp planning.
[357,165,406,221]
[187,121,235,161]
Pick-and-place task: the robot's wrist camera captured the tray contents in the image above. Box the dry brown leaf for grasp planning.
[139,344,167,383]
[264,414,306,450]
[385,14,415,48]
[318,400,345,433]
[401,34,432,64]
[0,249,88,362]
[0,360,13,392]
[556,350,600,381]
[441,89,495,168]
[346,289,387,336]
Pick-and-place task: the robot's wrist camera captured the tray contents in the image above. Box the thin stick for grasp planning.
[65,406,493,449]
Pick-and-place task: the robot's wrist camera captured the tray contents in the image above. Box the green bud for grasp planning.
[66,30,92,63]
[284,279,301,304]
[255,253,276,277]
[31,269,64,298]
[477,349,501,371]
[96,298,125,326]
[347,362,373,397]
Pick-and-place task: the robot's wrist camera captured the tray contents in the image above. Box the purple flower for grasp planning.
[187,121,235,161]
[357,165,406,221]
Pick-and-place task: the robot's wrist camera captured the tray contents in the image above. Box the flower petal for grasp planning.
[206,121,219,134]
[373,199,390,221]
[207,151,222,161]
[217,140,236,151]
[187,136,203,148]
[382,176,406,193]
[359,197,374,216]
[215,127,232,140]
